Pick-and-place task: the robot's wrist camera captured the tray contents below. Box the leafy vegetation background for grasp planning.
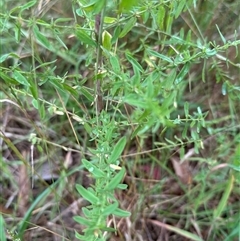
[0,0,239,240]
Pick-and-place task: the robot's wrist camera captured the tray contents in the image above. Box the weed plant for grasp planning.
[0,0,240,241]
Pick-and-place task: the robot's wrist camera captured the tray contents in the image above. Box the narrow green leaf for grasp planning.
[216,24,226,44]
[73,216,92,226]
[33,25,52,50]
[20,0,37,11]
[112,208,131,217]
[155,221,204,241]
[13,70,30,86]
[29,82,38,99]
[117,183,128,190]
[125,52,144,72]
[76,184,99,204]
[105,168,125,191]
[0,215,7,241]
[0,53,10,63]
[82,159,105,178]
[55,33,68,50]
[102,202,119,216]
[0,72,18,84]
[112,25,121,43]
[75,29,97,47]
[80,87,94,102]
[109,136,126,163]
[82,207,92,218]
[214,174,234,219]
[75,231,89,241]
[119,17,136,38]
[175,62,190,84]
[174,0,186,18]
[184,102,189,117]
[147,49,173,64]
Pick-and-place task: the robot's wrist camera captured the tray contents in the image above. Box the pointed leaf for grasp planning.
[102,30,112,51]
[214,174,234,219]
[76,184,99,204]
[82,159,105,178]
[105,168,125,191]
[112,208,131,217]
[147,49,173,64]
[102,202,119,216]
[73,216,92,226]
[33,25,52,50]
[75,29,97,47]
[109,137,126,163]
[125,52,144,72]
[119,17,136,38]
[13,70,30,86]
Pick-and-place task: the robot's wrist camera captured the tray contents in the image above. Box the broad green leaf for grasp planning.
[91,0,105,14]
[112,208,131,217]
[110,55,121,73]
[75,29,97,47]
[109,136,126,163]
[119,17,136,38]
[32,99,39,109]
[104,17,117,24]
[147,49,173,64]
[156,6,165,30]
[13,70,30,86]
[76,184,99,204]
[119,0,138,13]
[82,159,105,178]
[102,30,112,51]
[105,168,125,191]
[214,174,234,219]
[102,202,119,216]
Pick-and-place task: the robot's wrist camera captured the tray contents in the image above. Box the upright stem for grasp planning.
[95,5,106,118]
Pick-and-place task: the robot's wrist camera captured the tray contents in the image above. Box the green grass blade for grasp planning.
[214,174,234,219]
